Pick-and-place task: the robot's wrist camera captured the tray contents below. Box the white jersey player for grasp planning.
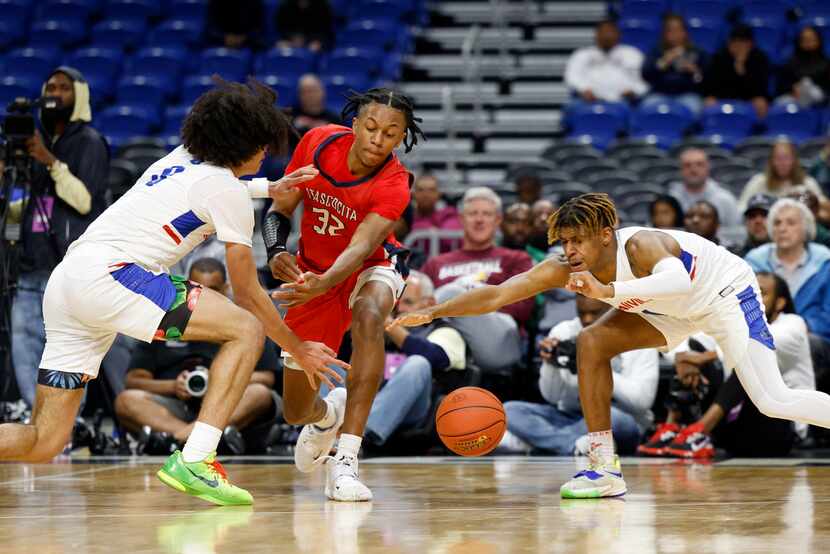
[0,79,346,507]
[392,193,830,499]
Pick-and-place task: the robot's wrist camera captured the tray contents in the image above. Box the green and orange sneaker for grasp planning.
[157,450,253,506]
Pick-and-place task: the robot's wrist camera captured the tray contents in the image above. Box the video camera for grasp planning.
[1,96,60,170]
[551,339,579,374]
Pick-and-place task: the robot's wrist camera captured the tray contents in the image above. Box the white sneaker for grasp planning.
[294,387,347,473]
[325,454,373,502]
[560,452,627,499]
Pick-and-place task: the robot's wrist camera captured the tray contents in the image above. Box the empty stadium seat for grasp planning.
[619,0,669,19]
[674,0,735,21]
[106,0,160,20]
[350,0,410,21]
[323,48,383,77]
[149,18,204,47]
[199,48,252,82]
[169,0,207,20]
[116,75,166,114]
[163,104,189,135]
[29,18,87,47]
[322,73,373,111]
[91,18,148,50]
[66,47,123,81]
[741,0,790,26]
[564,101,629,150]
[254,74,299,107]
[181,74,216,105]
[685,17,724,53]
[619,17,659,53]
[98,105,154,148]
[256,48,316,80]
[701,102,757,147]
[630,101,695,150]
[39,0,99,19]
[0,77,39,107]
[743,21,786,64]
[3,48,60,86]
[765,103,820,142]
[337,19,399,51]
[128,47,188,97]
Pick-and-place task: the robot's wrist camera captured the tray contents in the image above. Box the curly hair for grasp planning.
[181,76,293,168]
[547,192,618,244]
[340,88,425,153]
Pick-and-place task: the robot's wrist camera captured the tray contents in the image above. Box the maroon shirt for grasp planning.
[421,246,535,326]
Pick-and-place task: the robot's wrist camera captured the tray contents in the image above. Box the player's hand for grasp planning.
[290,341,348,390]
[271,272,330,308]
[269,251,302,283]
[268,164,318,197]
[175,371,192,401]
[386,309,434,330]
[566,271,613,299]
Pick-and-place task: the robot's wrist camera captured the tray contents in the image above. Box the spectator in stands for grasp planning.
[275,0,333,52]
[527,198,556,261]
[642,14,707,114]
[515,173,543,205]
[734,193,775,256]
[684,200,722,245]
[12,67,108,409]
[641,272,813,458]
[669,148,740,228]
[785,189,830,249]
[501,202,532,251]
[421,187,535,328]
[410,174,462,256]
[364,271,468,449]
[499,295,659,455]
[114,258,281,455]
[291,74,340,137]
[206,0,266,49]
[703,24,771,119]
[745,199,830,344]
[738,140,826,212]
[564,19,648,103]
[649,194,684,229]
[809,139,830,197]
[776,26,830,108]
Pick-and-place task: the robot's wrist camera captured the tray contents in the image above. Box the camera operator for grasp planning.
[114,258,282,455]
[499,295,659,455]
[11,67,108,408]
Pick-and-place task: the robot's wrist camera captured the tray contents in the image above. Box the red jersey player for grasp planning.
[263,89,424,501]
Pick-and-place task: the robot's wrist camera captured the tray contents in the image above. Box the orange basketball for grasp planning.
[436,386,506,457]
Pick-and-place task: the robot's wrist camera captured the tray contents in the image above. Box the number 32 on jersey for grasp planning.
[312,207,344,236]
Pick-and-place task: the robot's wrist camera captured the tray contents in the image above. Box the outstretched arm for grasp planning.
[391,257,571,328]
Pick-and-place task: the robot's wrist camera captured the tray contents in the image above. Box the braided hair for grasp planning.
[547,193,619,244]
[341,88,425,153]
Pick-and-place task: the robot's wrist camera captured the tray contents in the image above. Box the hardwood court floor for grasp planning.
[2,456,830,554]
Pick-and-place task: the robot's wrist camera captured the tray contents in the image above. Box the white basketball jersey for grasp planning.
[601,227,754,318]
[69,146,254,272]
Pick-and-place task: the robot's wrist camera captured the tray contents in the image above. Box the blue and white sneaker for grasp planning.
[560,453,627,499]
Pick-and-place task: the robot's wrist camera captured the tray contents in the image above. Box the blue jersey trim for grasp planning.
[737,285,776,351]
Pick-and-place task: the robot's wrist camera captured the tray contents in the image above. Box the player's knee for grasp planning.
[576,327,611,363]
[114,389,143,419]
[29,424,71,463]
[351,300,385,341]
[236,311,266,354]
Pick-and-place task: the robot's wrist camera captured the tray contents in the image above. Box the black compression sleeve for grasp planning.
[262,211,292,261]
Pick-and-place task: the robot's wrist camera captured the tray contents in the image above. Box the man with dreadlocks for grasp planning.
[262,88,424,501]
[393,192,830,498]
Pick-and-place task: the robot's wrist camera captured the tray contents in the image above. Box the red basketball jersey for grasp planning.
[285,124,412,273]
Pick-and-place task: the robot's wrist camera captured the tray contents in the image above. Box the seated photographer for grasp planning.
[640,272,814,458]
[499,295,659,455]
[114,258,281,455]
[363,270,468,449]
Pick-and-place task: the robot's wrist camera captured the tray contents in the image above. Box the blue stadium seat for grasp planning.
[741,1,790,26]
[322,73,372,111]
[630,101,695,150]
[674,0,735,21]
[255,74,298,107]
[685,17,724,53]
[256,48,316,79]
[619,18,660,54]
[106,0,160,19]
[565,101,630,151]
[744,21,786,64]
[619,0,669,19]
[99,104,157,134]
[0,0,31,25]
[199,48,252,82]
[163,104,189,135]
[765,103,820,142]
[37,0,97,21]
[128,47,188,97]
[169,0,207,20]
[0,20,24,49]
[3,48,60,84]
[0,76,42,106]
[803,5,830,21]
[91,18,148,50]
[149,18,204,48]
[29,18,87,47]
[117,75,166,112]
[66,47,123,81]
[323,48,383,77]
[181,74,216,105]
[83,71,117,102]
[337,19,399,51]
[701,101,757,147]
[350,0,408,21]
[381,52,403,81]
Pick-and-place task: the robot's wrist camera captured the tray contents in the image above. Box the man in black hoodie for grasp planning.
[12,66,108,409]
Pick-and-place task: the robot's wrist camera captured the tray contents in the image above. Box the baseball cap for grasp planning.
[744,193,775,216]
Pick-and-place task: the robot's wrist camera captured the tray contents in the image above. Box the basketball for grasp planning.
[436,387,506,457]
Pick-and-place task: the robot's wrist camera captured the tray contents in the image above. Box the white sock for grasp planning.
[588,430,615,462]
[182,422,222,463]
[337,433,362,459]
[314,398,337,430]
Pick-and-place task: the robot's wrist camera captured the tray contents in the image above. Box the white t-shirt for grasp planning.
[564,44,648,101]
[70,146,254,272]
